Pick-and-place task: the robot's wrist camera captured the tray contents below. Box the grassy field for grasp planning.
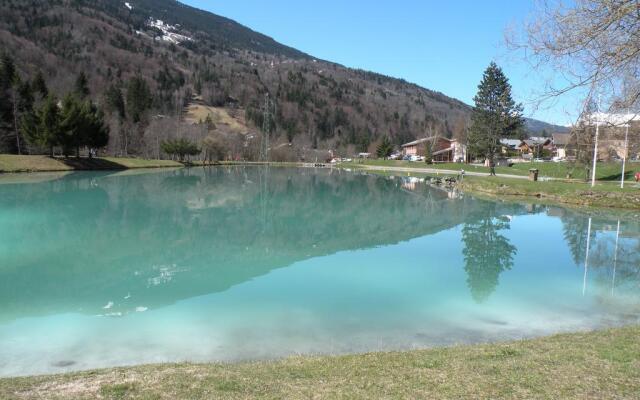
[1,326,638,399]
[457,176,640,210]
[0,155,183,173]
[346,159,640,181]
[347,166,640,210]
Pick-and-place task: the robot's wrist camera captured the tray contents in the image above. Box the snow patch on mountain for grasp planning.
[124,2,132,10]
[147,18,193,44]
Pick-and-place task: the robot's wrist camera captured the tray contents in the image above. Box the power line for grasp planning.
[260,93,275,162]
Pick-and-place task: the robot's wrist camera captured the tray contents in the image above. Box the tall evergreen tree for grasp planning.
[60,94,85,157]
[424,140,433,164]
[126,76,152,123]
[84,101,110,156]
[22,94,61,156]
[468,62,524,175]
[0,54,17,152]
[74,72,90,99]
[31,71,48,99]
[11,76,35,154]
[59,95,110,157]
[103,84,126,119]
[376,136,393,159]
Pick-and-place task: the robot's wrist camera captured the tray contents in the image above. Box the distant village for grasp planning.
[349,113,639,166]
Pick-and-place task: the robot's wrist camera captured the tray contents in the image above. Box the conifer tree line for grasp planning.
[0,54,157,157]
[0,54,110,156]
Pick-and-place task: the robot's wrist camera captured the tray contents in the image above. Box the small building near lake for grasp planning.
[401,137,467,162]
[552,133,571,159]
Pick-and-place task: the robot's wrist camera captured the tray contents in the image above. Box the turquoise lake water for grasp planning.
[0,167,639,377]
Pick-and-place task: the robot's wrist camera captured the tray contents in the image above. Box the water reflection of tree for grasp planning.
[462,205,517,303]
[562,214,593,266]
[560,212,640,305]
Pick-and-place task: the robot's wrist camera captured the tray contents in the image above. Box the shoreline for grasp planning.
[2,155,639,211]
[340,164,640,211]
[2,325,638,399]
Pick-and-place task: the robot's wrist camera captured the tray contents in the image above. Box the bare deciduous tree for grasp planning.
[509,0,640,120]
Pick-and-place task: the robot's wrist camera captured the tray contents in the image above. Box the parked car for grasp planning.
[409,155,424,162]
[388,153,402,160]
[403,155,412,161]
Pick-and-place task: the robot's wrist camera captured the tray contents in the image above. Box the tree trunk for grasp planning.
[11,90,21,155]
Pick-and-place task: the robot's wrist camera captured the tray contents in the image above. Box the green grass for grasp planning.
[346,159,640,181]
[1,326,639,399]
[459,176,640,209]
[347,166,640,210]
[0,155,183,173]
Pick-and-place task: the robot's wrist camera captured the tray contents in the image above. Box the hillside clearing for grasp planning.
[183,104,250,134]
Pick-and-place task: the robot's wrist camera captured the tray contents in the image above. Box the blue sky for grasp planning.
[182,1,577,125]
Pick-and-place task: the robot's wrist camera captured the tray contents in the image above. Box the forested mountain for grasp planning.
[0,0,566,158]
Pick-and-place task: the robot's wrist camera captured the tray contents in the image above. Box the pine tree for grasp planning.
[74,72,90,99]
[59,95,110,157]
[468,62,524,175]
[22,94,61,156]
[126,76,152,123]
[84,102,109,156]
[31,71,49,100]
[376,136,393,159]
[424,140,433,164]
[60,94,85,157]
[161,138,200,162]
[0,54,17,152]
[104,84,126,119]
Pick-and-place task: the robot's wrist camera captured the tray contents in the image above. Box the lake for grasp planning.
[0,167,638,377]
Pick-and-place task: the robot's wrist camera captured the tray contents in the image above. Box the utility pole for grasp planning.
[591,100,601,188]
[621,118,629,189]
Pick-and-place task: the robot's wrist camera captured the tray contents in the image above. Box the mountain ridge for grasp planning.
[0,0,566,157]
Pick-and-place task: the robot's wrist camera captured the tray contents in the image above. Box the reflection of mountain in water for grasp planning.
[0,167,528,320]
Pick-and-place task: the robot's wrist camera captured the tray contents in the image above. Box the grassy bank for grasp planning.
[342,162,640,210]
[0,155,183,173]
[346,159,640,181]
[458,176,640,210]
[1,326,639,399]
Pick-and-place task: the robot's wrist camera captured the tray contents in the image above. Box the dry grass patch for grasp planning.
[184,104,249,134]
[0,155,72,172]
[0,155,183,173]
[1,326,639,399]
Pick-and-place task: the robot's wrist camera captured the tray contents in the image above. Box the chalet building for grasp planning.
[578,113,640,160]
[500,139,522,154]
[401,137,467,162]
[519,137,554,155]
[552,133,571,159]
[500,137,555,158]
